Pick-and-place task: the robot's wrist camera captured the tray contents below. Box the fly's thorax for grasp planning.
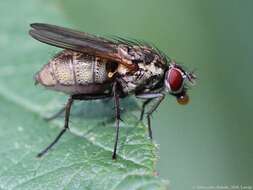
[120,61,165,93]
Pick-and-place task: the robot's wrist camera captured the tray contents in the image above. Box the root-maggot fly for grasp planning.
[29,23,196,159]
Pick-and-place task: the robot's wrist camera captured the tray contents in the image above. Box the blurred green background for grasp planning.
[2,0,253,189]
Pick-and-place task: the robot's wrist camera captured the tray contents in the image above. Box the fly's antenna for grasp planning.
[186,69,197,86]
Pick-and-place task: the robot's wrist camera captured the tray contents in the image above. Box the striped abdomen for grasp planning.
[36,50,109,85]
[35,50,111,94]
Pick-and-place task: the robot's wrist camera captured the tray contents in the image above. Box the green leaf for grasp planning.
[0,0,168,189]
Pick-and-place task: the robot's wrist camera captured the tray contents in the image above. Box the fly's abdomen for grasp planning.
[53,54,75,85]
[35,50,109,88]
[73,53,108,84]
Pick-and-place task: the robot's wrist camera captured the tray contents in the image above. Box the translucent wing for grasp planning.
[29,23,138,69]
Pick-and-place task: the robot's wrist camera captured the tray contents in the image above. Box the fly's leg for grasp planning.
[145,96,164,139]
[37,96,74,157]
[136,93,165,139]
[140,99,152,121]
[44,106,65,121]
[44,94,111,121]
[112,82,121,160]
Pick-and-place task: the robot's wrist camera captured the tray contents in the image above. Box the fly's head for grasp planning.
[164,60,196,105]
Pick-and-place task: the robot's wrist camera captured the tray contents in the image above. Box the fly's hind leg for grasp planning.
[37,96,74,157]
[37,93,112,158]
[44,106,65,121]
[44,94,112,121]
[136,93,165,139]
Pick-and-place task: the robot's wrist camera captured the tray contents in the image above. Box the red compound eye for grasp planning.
[166,68,184,93]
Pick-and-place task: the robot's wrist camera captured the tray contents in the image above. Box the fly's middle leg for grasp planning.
[44,106,65,121]
[112,81,121,160]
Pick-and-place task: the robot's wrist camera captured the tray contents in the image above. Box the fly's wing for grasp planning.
[29,23,137,70]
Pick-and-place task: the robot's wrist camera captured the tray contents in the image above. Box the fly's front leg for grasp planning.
[136,93,165,139]
[37,96,74,157]
[112,81,121,160]
[139,99,152,121]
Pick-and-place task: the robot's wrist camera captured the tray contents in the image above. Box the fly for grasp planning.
[29,23,196,159]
